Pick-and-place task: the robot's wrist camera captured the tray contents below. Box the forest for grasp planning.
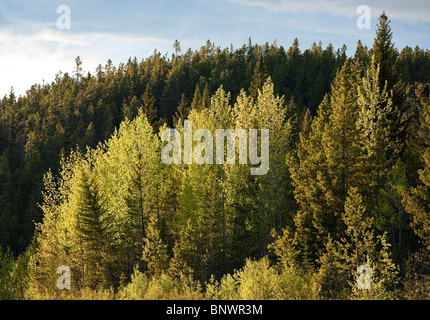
[1,12,430,300]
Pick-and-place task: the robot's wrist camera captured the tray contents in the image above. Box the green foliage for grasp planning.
[3,12,430,300]
[0,247,31,300]
[118,268,203,300]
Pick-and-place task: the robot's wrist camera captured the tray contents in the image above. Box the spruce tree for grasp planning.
[142,213,169,277]
[173,93,190,128]
[341,187,375,269]
[290,61,367,257]
[190,85,202,111]
[315,235,346,299]
[201,83,211,109]
[403,88,430,252]
[141,83,161,132]
[371,12,414,162]
[75,165,114,289]
[354,40,369,66]
[372,12,398,90]
[249,57,268,102]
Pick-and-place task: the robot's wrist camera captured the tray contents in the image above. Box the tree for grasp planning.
[141,83,161,132]
[372,12,398,93]
[201,83,211,110]
[173,93,190,128]
[75,165,114,289]
[403,88,430,252]
[190,85,202,111]
[315,235,346,299]
[340,187,398,299]
[142,213,169,277]
[249,57,268,101]
[341,187,375,269]
[355,40,369,66]
[227,78,294,261]
[74,56,83,83]
[371,12,415,163]
[173,40,182,57]
[123,151,148,272]
[122,96,140,121]
[290,60,367,257]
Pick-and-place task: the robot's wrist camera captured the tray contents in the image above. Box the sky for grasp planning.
[0,0,429,97]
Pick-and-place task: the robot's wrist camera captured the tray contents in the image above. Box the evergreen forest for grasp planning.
[2,13,430,300]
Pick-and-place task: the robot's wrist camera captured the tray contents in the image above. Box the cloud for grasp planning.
[223,0,430,23]
[0,0,428,97]
[0,27,173,97]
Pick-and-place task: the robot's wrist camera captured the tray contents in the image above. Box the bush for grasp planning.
[118,268,204,300]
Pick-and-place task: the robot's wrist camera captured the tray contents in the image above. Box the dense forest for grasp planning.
[1,12,430,300]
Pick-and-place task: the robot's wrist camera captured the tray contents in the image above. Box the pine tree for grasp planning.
[371,12,414,162]
[249,57,268,101]
[123,151,148,272]
[173,39,182,57]
[142,213,169,277]
[403,88,430,252]
[201,83,211,109]
[190,85,202,111]
[354,40,369,66]
[75,165,114,289]
[173,94,190,128]
[315,235,346,299]
[341,187,375,269]
[323,60,367,210]
[141,83,161,132]
[122,96,140,121]
[357,55,397,234]
[74,56,83,83]
[372,12,399,93]
[290,61,367,257]
[416,84,430,153]
[341,187,398,299]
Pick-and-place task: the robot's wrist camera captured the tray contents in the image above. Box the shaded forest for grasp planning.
[1,13,430,300]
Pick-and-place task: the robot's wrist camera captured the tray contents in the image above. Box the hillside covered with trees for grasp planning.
[1,13,430,300]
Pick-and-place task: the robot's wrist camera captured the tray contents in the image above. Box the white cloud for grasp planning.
[224,0,430,23]
[0,28,173,97]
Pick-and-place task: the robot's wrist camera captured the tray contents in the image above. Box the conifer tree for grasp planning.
[142,213,169,277]
[75,165,114,289]
[173,39,181,57]
[403,88,430,252]
[341,187,375,269]
[201,83,211,109]
[173,93,190,128]
[340,187,398,299]
[290,61,367,257]
[249,57,268,101]
[355,40,369,66]
[190,85,202,111]
[122,96,140,121]
[122,151,148,272]
[315,235,346,299]
[74,56,83,83]
[371,12,414,162]
[323,60,367,209]
[372,12,399,94]
[141,83,161,132]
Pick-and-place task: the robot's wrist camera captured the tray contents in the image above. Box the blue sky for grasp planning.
[1,0,429,97]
